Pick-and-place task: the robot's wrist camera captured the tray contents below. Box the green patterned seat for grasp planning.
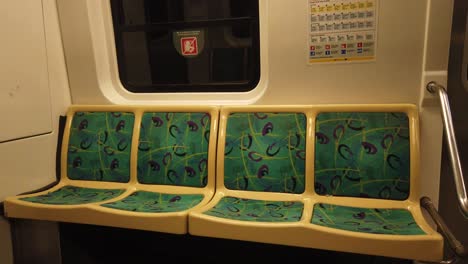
[99,111,213,213]
[223,112,307,193]
[201,111,307,221]
[311,203,425,235]
[203,197,303,222]
[136,112,211,187]
[19,111,134,205]
[68,111,134,183]
[20,186,125,205]
[311,112,425,235]
[314,112,410,200]
[101,191,204,213]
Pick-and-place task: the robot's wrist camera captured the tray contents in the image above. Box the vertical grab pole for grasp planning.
[426,81,468,219]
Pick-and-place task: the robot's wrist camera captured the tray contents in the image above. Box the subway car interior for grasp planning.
[0,0,468,263]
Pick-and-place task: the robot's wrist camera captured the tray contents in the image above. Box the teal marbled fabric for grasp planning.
[67,112,134,182]
[315,112,410,200]
[311,203,425,235]
[224,112,306,193]
[20,186,125,205]
[101,191,204,213]
[203,196,303,222]
[137,112,211,187]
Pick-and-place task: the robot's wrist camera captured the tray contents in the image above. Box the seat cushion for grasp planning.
[223,112,307,193]
[203,196,303,222]
[100,191,204,213]
[20,186,126,205]
[314,112,410,200]
[137,112,211,187]
[67,111,135,182]
[311,203,425,235]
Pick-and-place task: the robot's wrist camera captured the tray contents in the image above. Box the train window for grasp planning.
[110,0,261,93]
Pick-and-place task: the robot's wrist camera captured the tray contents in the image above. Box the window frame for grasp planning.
[110,0,261,93]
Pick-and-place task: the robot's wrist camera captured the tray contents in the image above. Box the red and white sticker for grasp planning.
[181,37,198,56]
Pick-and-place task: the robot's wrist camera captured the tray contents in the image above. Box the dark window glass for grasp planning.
[111,0,260,93]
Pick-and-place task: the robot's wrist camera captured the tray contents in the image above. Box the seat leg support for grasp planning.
[420,196,467,263]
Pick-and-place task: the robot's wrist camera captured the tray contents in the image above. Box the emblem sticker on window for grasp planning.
[173,30,205,57]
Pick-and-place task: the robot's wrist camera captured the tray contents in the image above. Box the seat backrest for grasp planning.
[136,108,218,189]
[66,110,135,183]
[221,108,308,193]
[314,111,412,200]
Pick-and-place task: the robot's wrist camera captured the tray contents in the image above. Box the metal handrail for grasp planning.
[427,81,468,219]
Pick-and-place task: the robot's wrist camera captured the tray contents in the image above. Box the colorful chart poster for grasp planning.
[308,0,377,63]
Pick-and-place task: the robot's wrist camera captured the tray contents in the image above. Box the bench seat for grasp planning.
[188,105,443,262]
[4,105,219,234]
[4,104,444,262]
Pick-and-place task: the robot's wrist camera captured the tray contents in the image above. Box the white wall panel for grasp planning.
[0,134,55,201]
[0,0,52,142]
[259,0,427,104]
[0,0,71,262]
